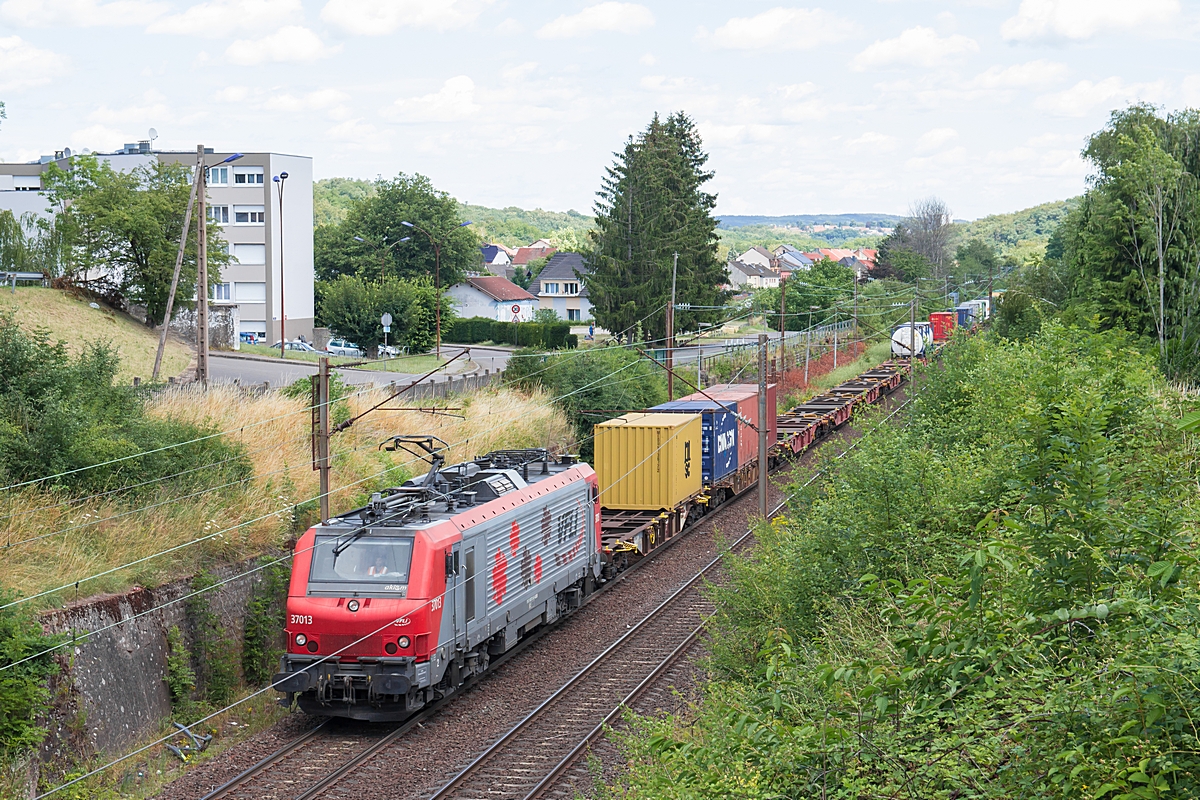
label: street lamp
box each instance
[399,219,473,360]
[353,234,411,280]
[805,305,819,385]
[273,171,288,358]
[193,149,243,386]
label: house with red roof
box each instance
[512,238,557,266]
[447,276,537,322]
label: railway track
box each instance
[427,527,752,800]
[192,385,911,800]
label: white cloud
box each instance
[0,0,165,27]
[1033,77,1166,117]
[1182,75,1200,106]
[502,62,537,82]
[391,75,479,122]
[640,53,656,66]
[536,2,653,39]
[0,36,70,89]
[916,127,958,152]
[321,0,481,35]
[970,60,1069,89]
[225,25,339,65]
[1002,0,1179,41]
[706,7,855,50]
[147,0,301,36]
[214,85,253,102]
[265,88,349,112]
[846,131,896,152]
[856,26,978,71]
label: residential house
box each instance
[481,244,511,267]
[513,238,556,267]
[529,252,592,322]
[727,260,779,289]
[738,246,773,270]
[777,250,813,272]
[447,276,537,322]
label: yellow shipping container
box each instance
[594,412,703,510]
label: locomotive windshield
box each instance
[307,535,414,596]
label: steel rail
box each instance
[197,366,913,800]
[199,720,330,799]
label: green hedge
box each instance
[445,316,577,350]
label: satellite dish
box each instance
[63,147,72,158]
[148,128,158,149]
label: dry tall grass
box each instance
[0,384,573,605]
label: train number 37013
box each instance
[290,614,313,626]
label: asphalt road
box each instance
[208,345,515,389]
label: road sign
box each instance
[381,312,393,327]
[383,325,391,333]
[511,304,520,314]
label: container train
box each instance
[274,314,961,721]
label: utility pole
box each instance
[909,296,916,382]
[314,358,332,522]
[805,305,816,385]
[196,144,209,387]
[832,307,838,370]
[667,252,677,399]
[757,334,768,518]
[779,276,786,336]
[853,269,860,351]
[274,171,289,358]
[152,154,201,382]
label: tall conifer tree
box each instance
[585,113,728,342]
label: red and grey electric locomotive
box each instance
[273,438,601,721]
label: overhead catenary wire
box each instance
[32,368,918,800]
[0,355,652,612]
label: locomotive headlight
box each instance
[398,635,411,649]
[295,633,307,646]
[348,600,360,612]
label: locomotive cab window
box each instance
[308,534,414,596]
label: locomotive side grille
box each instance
[320,634,383,656]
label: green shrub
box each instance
[185,571,238,707]
[445,317,575,350]
[0,588,63,758]
[0,312,248,494]
[242,562,289,686]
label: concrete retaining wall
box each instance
[37,557,282,764]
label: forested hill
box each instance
[957,198,1080,262]
[716,213,904,229]
[313,178,1076,261]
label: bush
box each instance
[0,589,63,757]
[616,323,1200,799]
[504,345,666,457]
[445,316,575,350]
[0,313,248,494]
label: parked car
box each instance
[325,338,364,357]
[378,343,405,358]
[239,331,260,345]
[270,340,318,352]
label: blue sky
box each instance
[0,0,1195,219]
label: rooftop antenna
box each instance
[148,128,158,150]
[63,147,72,158]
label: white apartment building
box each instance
[0,142,314,343]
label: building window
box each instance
[234,167,264,185]
[235,282,266,302]
[544,283,558,294]
[564,282,578,295]
[233,243,265,264]
[213,282,232,301]
[208,205,229,224]
[567,309,581,321]
[207,167,229,186]
[234,205,265,224]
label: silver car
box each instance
[270,340,318,352]
[325,338,364,357]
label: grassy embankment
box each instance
[0,287,192,381]
[0,381,571,607]
[611,325,1200,799]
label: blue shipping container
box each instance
[648,400,739,483]
[955,304,975,327]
